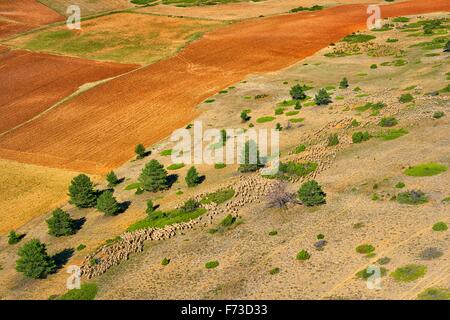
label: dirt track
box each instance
[0,0,448,174]
[0,0,63,40]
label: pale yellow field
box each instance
[0,160,78,234]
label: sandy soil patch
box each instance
[0,0,63,40]
[0,0,447,174]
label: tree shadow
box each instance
[118,201,131,214]
[52,248,75,270]
[198,175,206,184]
[167,174,179,188]
[73,217,86,232]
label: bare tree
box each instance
[266,182,296,209]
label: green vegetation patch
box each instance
[296,250,311,261]
[356,267,388,280]
[289,118,305,123]
[356,244,375,254]
[285,111,300,116]
[205,260,219,269]
[342,34,376,43]
[355,102,386,113]
[167,163,185,170]
[391,264,427,282]
[396,190,428,205]
[404,163,448,177]
[55,283,98,300]
[417,287,450,300]
[160,149,173,156]
[214,163,226,169]
[377,128,408,141]
[290,5,324,13]
[200,188,235,205]
[256,116,276,123]
[432,222,448,232]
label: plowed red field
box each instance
[0,0,63,39]
[0,0,448,174]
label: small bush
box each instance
[201,188,235,205]
[297,180,326,206]
[356,244,375,254]
[8,231,22,245]
[269,230,278,236]
[395,182,405,189]
[135,144,146,159]
[370,64,378,69]
[76,244,86,251]
[317,234,325,240]
[57,283,98,300]
[96,191,120,216]
[417,287,450,300]
[327,133,339,146]
[433,111,445,119]
[145,199,155,216]
[379,128,408,140]
[269,267,280,275]
[399,93,414,103]
[240,110,250,122]
[339,77,349,89]
[391,264,427,282]
[256,116,275,123]
[214,163,226,169]
[352,131,371,144]
[379,117,398,127]
[161,258,170,266]
[296,250,311,261]
[167,163,185,170]
[290,84,307,100]
[179,199,200,213]
[432,222,448,232]
[185,166,201,187]
[106,171,120,187]
[420,247,443,260]
[397,190,428,205]
[342,33,376,43]
[293,144,306,154]
[377,257,391,265]
[205,260,219,269]
[314,88,332,105]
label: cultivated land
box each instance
[140,0,409,21]
[0,10,448,300]
[0,0,447,175]
[6,12,226,65]
[0,0,63,40]
[0,47,136,140]
[39,0,135,16]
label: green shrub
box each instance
[314,88,332,105]
[356,267,387,280]
[220,214,236,227]
[185,166,201,187]
[68,174,97,208]
[135,144,146,159]
[16,239,56,279]
[352,131,371,143]
[269,230,278,236]
[269,267,280,275]
[240,110,251,122]
[379,117,398,127]
[167,163,185,170]
[180,198,200,213]
[8,231,22,245]
[46,208,76,237]
[214,163,226,169]
[145,199,155,216]
[293,144,306,154]
[399,93,414,103]
[395,182,405,189]
[327,133,339,146]
[160,149,172,156]
[161,258,170,266]
[433,111,445,119]
[317,234,325,240]
[342,34,376,43]
[290,84,307,100]
[377,257,391,265]
[256,116,275,123]
[392,17,410,23]
[377,128,408,140]
[76,244,86,251]
[297,180,326,206]
[278,161,317,177]
[404,163,448,176]
[275,123,282,131]
[57,283,98,300]
[432,222,448,232]
[339,77,349,89]
[205,260,219,269]
[391,264,427,282]
[397,190,428,205]
[96,191,120,216]
[139,160,169,192]
[370,64,378,69]
[296,250,311,261]
[294,101,302,110]
[356,244,375,254]
[417,287,450,300]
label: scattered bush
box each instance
[106,171,120,188]
[397,190,428,205]
[96,191,120,216]
[269,267,280,275]
[68,174,97,208]
[205,260,219,269]
[404,163,448,176]
[342,34,376,43]
[161,258,170,266]
[433,111,445,119]
[139,160,169,192]
[201,188,235,205]
[339,77,349,89]
[145,199,155,217]
[395,182,405,189]
[16,239,56,279]
[269,230,278,236]
[185,166,201,187]
[379,128,408,140]
[240,110,250,122]
[417,287,450,300]
[356,267,387,280]
[432,222,448,232]
[379,117,398,127]
[8,231,22,245]
[356,244,375,254]
[370,64,378,69]
[296,250,311,261]
[214,163,226,169]
[297,180,326,206]
[327,133,339,146]
[46,208,76,237]
[256,116,275,123]
[290,84,307,100]
[76,244,86,251]
[420,247,443,260]
[391,264,427,282]
[377,257,391,265]
[180,198,200,213]
[293,144,306,154]
[314,88,332,105]
[399,93,414,103]
[352,131,371,143]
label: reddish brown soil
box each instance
[0,0,448,174]
[0,0,63,40]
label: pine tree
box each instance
[290,84,307,100]
[339,77,349,89]
[240,110,250,122]
[96,191,120,216]
[135,144,146,159]
[297,180,326,206]
[185,166,201,187]
[139,160,168,192]
[16,239,56,279]
[315,88,332,105]
[238,140,261,173]
[46,208,76,237]
[68,174,97,208]
[106,171,119,188]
